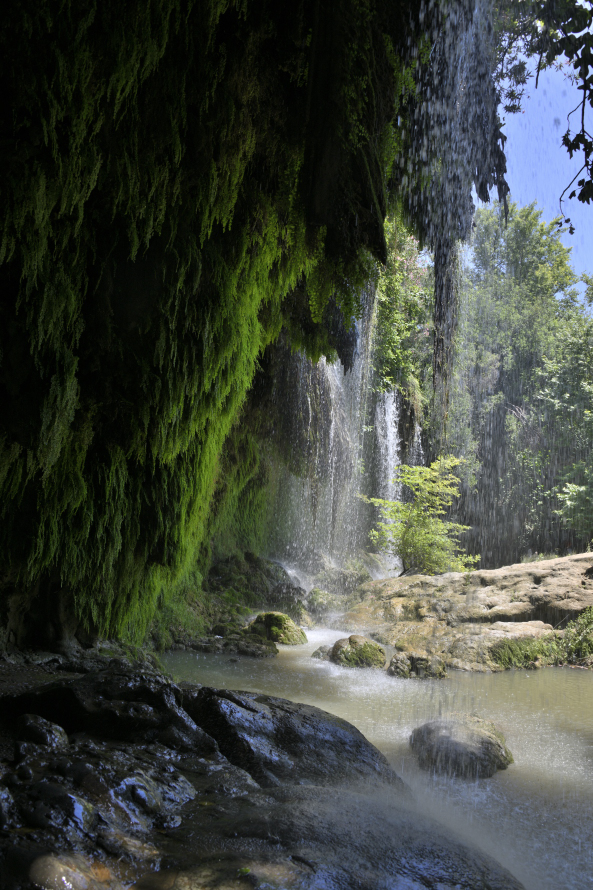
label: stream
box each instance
[163,628,593,890]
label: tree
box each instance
[363,457,479,575]
[436,200,593,565]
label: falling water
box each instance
[268,289,381,575]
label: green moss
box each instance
[248,611,307,646]
[490,635,561,669]
[333,636,386,668]
[0,0,435,639]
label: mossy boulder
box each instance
[248,612,307,646]
[410,714,514,778]
[330,635,385,668]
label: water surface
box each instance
[163,628,593,890]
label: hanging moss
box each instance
[0,0,510,641]
[0,0,427,640]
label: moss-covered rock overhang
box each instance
[0,0,427,639]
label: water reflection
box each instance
[163,628,593,890]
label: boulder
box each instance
[410,714,514,778]
[248,612,307,645]
[330,635,385,668]
[387,651,446,679]
[387,652,411,678]
[311,645,332,661]
[1,662,219,755]
[188,687,401,788]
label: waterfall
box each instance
[267,288,414,581]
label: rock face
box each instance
[248,611,307,645]
[331,635,385,668]
[337,553,593,671]
[410,714,514,778]
[0,661,525,890]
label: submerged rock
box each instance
[248,611,307,645]
[410,713,514,778]
[330,635,385,668]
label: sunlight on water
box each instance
[164,628,593,890]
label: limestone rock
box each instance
[387,652,411,678]
[409,652,447,679]
[330,635,385,668]
[248,612,307,645]
[410,714,514,778]
[333,553,593,671]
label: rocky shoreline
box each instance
[2,553,592,887]
[0,654,526,890]
[335,553,593,672]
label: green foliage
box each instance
[490,635,561,669]
[363,457,479,575]
[0,0,425,638]
[337,640,385,668]
[491,607,593,668]
[561,606,593,663]
[493,0,593,215]
[431,200,593,565]
[373,216,432,413]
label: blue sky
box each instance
[494,64,592,283]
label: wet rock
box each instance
[410,714,514,778]
[29,853,126,890]
[188,687,400,788]
[2,663,219,755]
[311,645,331,661]
[307,587,342,618]
[247,612,307,646]
[330,635,385,668]
[0,664,526,890]
[313,561,372,598]
[190,634,278,658]
[386,652,411,678]
[17,714,69,750]
[0,784,16,828]
[408,652,447,679]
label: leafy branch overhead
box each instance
[495,0,593,222]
